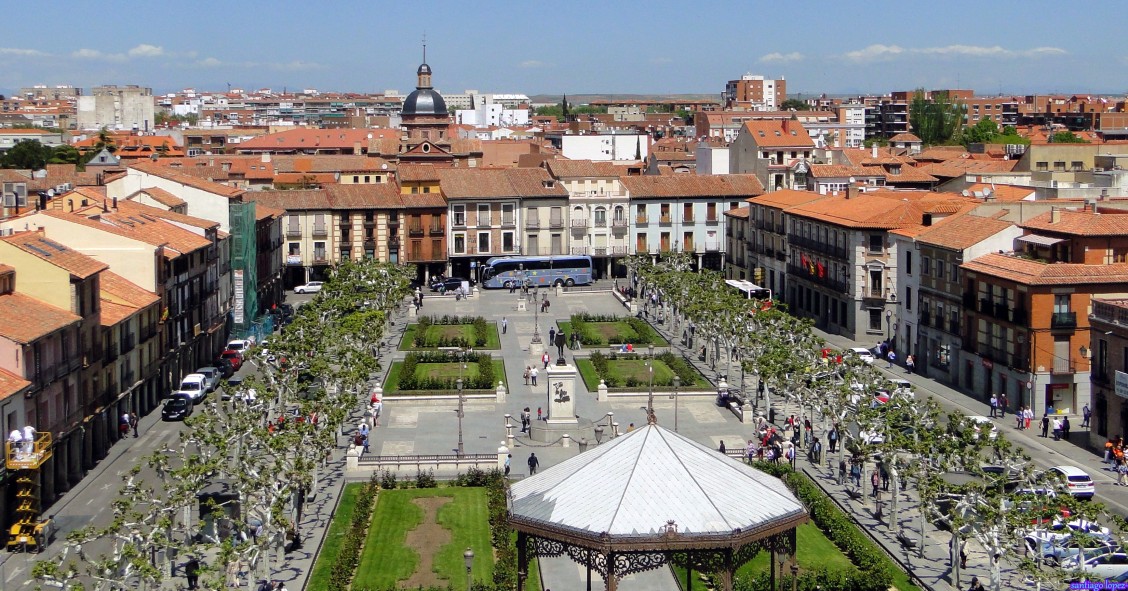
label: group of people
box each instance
[987,393,1010,418]
[6,425,38,460]
[119,411,139,438]
[523,365,540,385]
[1105,437,1128,485]
[1040,412,1072,440]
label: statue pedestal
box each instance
[545,363,578,425]
[517,298,527,311]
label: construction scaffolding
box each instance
[229,201,259,338]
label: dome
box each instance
[417,62,432,76]
[401,88,447,117]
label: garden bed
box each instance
[383,351,505,395]
[558,313,669,347]
[576,350,707,391]
[399,315,501,350]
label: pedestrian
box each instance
[548,327,556,346]
[1024,406,1033,430]
[967,576,984,591]
[129,412,139,438]
[502,317,508,334]
[362,432,370,453]
[1052,417,1062,440]
[746,439,757,464]
[527,452,539,475]
[418,291,423,306]
[886,350,896,368]
[838,458,847,485]
[999,394,1007,418]
[810,437,822,465]
[1083,403,1092,428]
[850,461,862,488]
[905,354,915,373]
[185,556,201,590]
[1118,458,1128,486]
[542,351,550,369]
[120,411,130,437]
[372,398,382,426]
[523,366,530,386]
[1040,413,1050,438]
[803,418,812,447]
[1062,415,1071,440]
[521,407,530,433]
[828,424,838,453]
[627,422,635,432]
[959,537,968,569]
[880,463,889,491]
[353,432,365,449]
[871,468,881,498]
[505,453,512,476]
[1016,406,1024,430]
[509,281,516,294]
[537,407,543,421]
[988,394,998,418]
[718,440,726,454]
[530,367,538,386]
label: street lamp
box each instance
[670,375,681,432]
[456,377,465,456]
[463,547,475,591]
[885,309,892,341]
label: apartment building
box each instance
[729,120,814,192]
[98,270,162,429]
[621,175,763,272]
[397,165,449,283]
[544,159,630,279]
[1089,299,1128,450]
[723,206,751,280]
[744,189,829,299]
[76,85,155,132]
[723,74,786,111]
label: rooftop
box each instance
[620,174,764,199]
[962,253,1128,286]
[0,231,108,279]
[0,291,81,344]
[1020,209,1128,237]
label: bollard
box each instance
[597,379,608,402]
[504,414,514,440]
[497,443,509,472]
[611,422,620,438]
[562,434,571,448]
[496,380,507,403]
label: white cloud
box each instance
[195,57,223,68]
[519,60,546,68]
[0,47,49,57]
[71,48,126,61]
[759,52,804,64]
[842,44,1066,63]
[127,44,165,58]
[267,60,322,71]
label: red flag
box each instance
[817,262,825,278]
[836,355,843,364]
[800,254,808,267]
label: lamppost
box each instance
[456,377,465,456]
[885,309,892,341]
[647,344,656,420]
[463,547,475,591]
[670,375,681,432]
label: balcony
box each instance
[636,215,649,225]
[612,245,628,255]
[1050,312,1077,330]
[1051,360,1075,374]
[409,226,424,237]
[788,235,848,259]
[429,225,444,236]
[594,219,607,228]
[594,246,608,256]
[612,219,629,229]
[363,218,376,228]
[526,218,541,230]
[311,225,328,237]
[682,216,695,224]
[787,264,849,294]
[705,216,719,225]
[572,246,589,255]
[338,217,351,228]
[659,215,672,225]
[571,218,589,229]
[549,217,564,229]
[285,227,301,238]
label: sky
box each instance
[2,1,1126,99]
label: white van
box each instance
[174,374,208,404]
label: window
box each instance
[906,287,912,310]
[1053,161,1066,172]
[1054,294,1070,313]
[868,234,883,253]
[288,243,300,256]
[550,233,563,255]
[869,309,882,331]
[453,205,466,226]
[922,256,931,275]
[453,234,465,254]
[683,203,694,223]
[364,175,371,183]
[1071,161,1083,172]
[935,260,944,280]
[502,231,514,252]
[477,204,491,227]
[477,232,490,253]
[1036,161,1048,172]
[636,233,647,253]
[501,203,514,226]
[905,251,913,275]
[868,269,882,297]
[594,207,607,226]
[313,241,326,261]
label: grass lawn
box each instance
[354,488,493,589]
[399,322,502,350]
[383,360,507,394]
[558,320,669,347]
[307,482,362,590]
[576,358,705,390]
[670,522,854,591]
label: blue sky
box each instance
[2,1,1125,98]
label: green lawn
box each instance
[383,360,507,395]
[354,488,493,589]
[576,358,704,390]
[399,322,502,350]
[307,482,363,590]
[557,319,669,347]
[670,522,852,591]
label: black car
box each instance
[213,357,235,379]
[161,394,194,421]
[429,277,473,292]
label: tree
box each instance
[1050,131,1088,144]
[49,145,83,167]
[909,89,963,145]
[1,139,53,169]
[779,99,808,111]
[960,119,1000,147]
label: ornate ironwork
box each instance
[670,549,727,574]
[566,545,607,576]
[612,551,668,577]
[531,536,567,558]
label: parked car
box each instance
[226,339,250,353]
[161,394,194,421]
[294,281,323,294]
[1049,465,1096,499]
[174,374,208,404]
[195,367,220,392]
[1059,546,1128,578]
[213,357,235,379]
[221,349,243,371]
[430,277,472,293]
[964,416,999,440]
[849,347,876,364]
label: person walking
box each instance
[988,394,998,418]
[185,556,201,590]
[521,408,530,433]
[838,458,847,485]
[905,354,915,373]
[871,468,881,498]
[1118,458,1128,486]
[886,349,896,368]
[523,366,530,386]
[541,351,550,369]
[1052,417,1062,441]
[1024,406,1033,430]
[827,424,838,453]
[527,453,539,475]
[501,317,508,335]
[505,453,512,476]
[999,394,1008,418]
[530,367,538,386]
[1040,413,1050,438]
[1016,406,1025,430]
[1083,403,1092,428]
[1062,415,1071,440]
[718,440,726,454]
[548,327,556,345]
[129,412,139,438]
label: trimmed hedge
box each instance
[745,462,895,591]
[328,476,380,591]
[587,350,702,388]
[413,315,490,348]
[398,351,496,390]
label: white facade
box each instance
[77,85,155,132]
[107,168,239,232]
[627,199,729,259]
[455,102,529,127]
[695,144,730,175]
[560,134,649,162]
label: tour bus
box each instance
[481,255,594,289]
[725,279,772,300]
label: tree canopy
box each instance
[1050,130,1089,143]
[779,98,809,111]
[909,89,963,145]
[959,119,1030,148]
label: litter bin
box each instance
[768,407,776,424]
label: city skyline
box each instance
[2,0,1126,98]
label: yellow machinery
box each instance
[6,431,54,552]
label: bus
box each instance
[725,279,771,300]
[481,255,594,289]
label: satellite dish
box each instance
[962,190,971,197]
[381,163,388,170]
[46,189,55,197]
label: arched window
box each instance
[594,207,607,226]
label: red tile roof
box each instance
[747,189,830,209]
[544,159,621,178]
[0,367,31,402]
[620,174,764,199]
[1020,209,1128,237]
[247,183,412,210]
[437,168,568,200]
[786,193,929,229]
[99,270,159,308]
[397,164,442,182]
[237,128,399,151]
[0,231,108,279]
[99,299,138,326]
[136,187,187,208]
[128,161,246,198]
[914,213,1016,250]
[0,292,81,344]
[808,164,885,179]
[962,253,1128,286]
[889,133,922,143]
[739,120,814,148]
[116,199,219,230]
[724,206,751,219]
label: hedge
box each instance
[327,476,380,591]
[398,351,496,390]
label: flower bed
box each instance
[558,313,669,347]
[384,351,505,394]
[577,350,706,390]
[399,315,500,350]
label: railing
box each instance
[409,226,424,237]
[525,218,540,229]
[787,264,849,294]
[5,432,52,470]
[594,247,607,256]
[683,216,695,224]
[659,215,672,225]
[1094,300,1128,325]
[948,319,960,335]
[962,292,977,309]
[338,218,351,228]
[363,218,376,228]
[429,225,444,236]
[705,216,719,225]
[789,235,848,259]
[635,215,649,225]
[612,245,628,255]
[549,218,564,229]
[121,333,135,353]
[311,225,328,237]
[1050,312,1077,330]
[920,311,931,327]
[775,251,786,261]
[572,247,589,255]
[285,228,301,238]
[1051,360,1075,374]
[612,219,628,228]
[594,219,607,228]
[704,242,720,252]
[571,218,589,228]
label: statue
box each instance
[554,332,566,364]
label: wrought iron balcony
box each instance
[1050,312,1077,330]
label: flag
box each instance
[800,254,808,267]
[817,262,825,278]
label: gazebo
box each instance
[508,416,809,591]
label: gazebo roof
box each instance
[509,424,806,547]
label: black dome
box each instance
[417,62,432,76]
[401,88,447,116]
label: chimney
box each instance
[261,152,271,164]
[1050,207,1061,224]
[209,157,215,167]
[112,197,118,210]
[872,144,878,159]
[782,119,789,133]
[354,141,363,155]
[846,185,859,200]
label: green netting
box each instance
[229,201,258,335]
